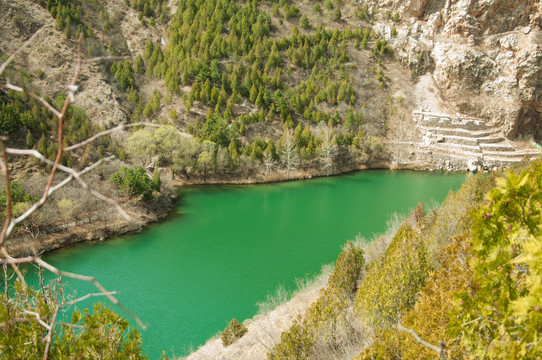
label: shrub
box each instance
[327,241,364,295]
[312,4,322,15]
[299,15,310,29]
[0,104,21,133]
[269,243,365,359]
[331,8,342,22]
[357,232,474,359]
[0,181,36,211]
[451,161,542,358]
[355,224,430,329]
[109,166,158,201]
[221,319,248,346]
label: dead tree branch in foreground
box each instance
[0,30,155,359]
[397,323,447,360]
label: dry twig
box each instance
[0,29,150,359]
[397,323,447,360]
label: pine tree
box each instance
[152,167,161,192]
[134,54,145,74]
[26,130,35,149]
[249,83,258,103]
[255,88,264,108]
[299,15,310,29]
[331,8,342,22]
[37,134,48,156]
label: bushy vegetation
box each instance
[26,0,402,183]
[106,0,393,179]
[109,166,160,201]
[269,242,365,359]
[34,0,89,39]
[0,88,103,166]
[126,0,168,22]
[451,162,542,358]
[110,60,136,92]
[27,0,399,183]
[355,223,430,329]
[0,182,37,213]
[221,318,248,346]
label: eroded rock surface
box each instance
[376,0,542,141]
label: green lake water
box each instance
[21,170,466,358]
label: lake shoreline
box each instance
[4,160,440,258]
[172,160,432,187]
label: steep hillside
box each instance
[2,0,541,181]
[0,0,180,256]
[367,0,541,134]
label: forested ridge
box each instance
[113,0,396,180]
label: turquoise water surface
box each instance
[22,170,466,358]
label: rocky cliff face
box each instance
[374,0,542,139]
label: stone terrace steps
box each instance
[439,135,479,147]
[433,142,482,154]
[479,142,516,152]
[413,110,490,130]
[477,136,506,144]
[483,150,540,159]
[432,141,533,161]
[414,110,542,169]
[418,125,502,139]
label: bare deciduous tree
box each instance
[281,130,299,180]
[263,151,277,183]
[319,125,338,175]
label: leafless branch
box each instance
[0,256,35,265]
[42,306,59,360]
[397,323,447,360]
[0,143,27,286]
[42,35,83,210]
[5,155,120,237]
[83,55,131,63]
[462,316,482,327]
[0,82,62,118]
[66,291,119,306]
[34,258,147,330]
[0,317,36,328]
[0,144,12,247]
[14,306,61,360]
[21,310,51,330]
[4,149,132,225]
[88,188,134,221]
[64,122,192,152]
[57,322,84,329]
[3,264,8,295]
[0,29,148,340]
[0,27,43,75]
